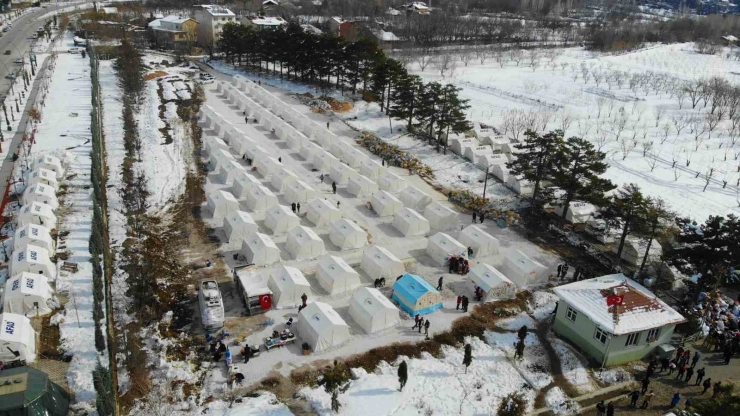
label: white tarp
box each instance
[232,171,262,199]
[329,219,367,250]
[0,313,36,363]
[426,233,468,266]
[1,272,53,316]
[361,245,405,279]
[207,190,239,225]
[370,191,403,216]
[22,184,59,210]
[211,149,236,173]
[398,186,432,211]
[359,158,384,180]
[223,210,258,246]
[265,205,300,234]
[468,263,516,302]
[506,175,534,196]
[377,170,407,193]
[458,225,500,258]
[286,226,326,260]
[285,180,317,204]
[14,224,54,253]
[450,137,478,156]
[316,255,362,296]
[500,249,548,288]
[268,265,312,308]
[342,147,367,168]
[554,202,597,224]
[347,175,378,198]
[424,202,458,230]
[245,185,279,212]
[17,202,57,229]
[11,244,55,279]
[464,145,494,162]
[476,153,508,170]
[392,207,430,237]
[296,301,350,352]
[492,164,510,182]
[240,233,280,266]
[349,287,400,334]
[306,198,342,226]
[26,168,59,190]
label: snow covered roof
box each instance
[148,19,162,29]
[161,15,194,24]
[198,5,235,16]
[553,274,686,335]
[301,24,323,35]
[248,16,287,27]
[373,30,399,41]
[723,35,738,41]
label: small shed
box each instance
[268,265,312,309]
[0,366,70,416]
[316,255,362,296]
[377,170,407,193]
[451,137,478,156]
[11,244,55,279]
[218,160,247,185]
[391,273,442,316]
[554,202,598,224]
[392,207,430,237]
[426,233,468,266]
[329,219,367,250]
[223,210,258,246]
[398,186,432,211]
[239,233,280,266]
[1,273,54,316]
[31,155,64,179]
[370,191,403,217]
[306,198,342,226]
[264,205,300,234]
[26,168,60,191]
[468,263,516,302]
[234,268,273,315]
[296,301,350,352]
[458,225,500,258]
[424,202,458,229]
[347,175,378,198]
[330,163,359,185]
[464,145,494,163]
[271,168,300,192]
[286,226,326,260]
[17,203,57,229]
[349,287,399,334]
[232,171,262,199]
[360,158,384,180]
[0,313,37,363]
[314,150,340,171]
[207,190,239,225]
[501,249,548,288]
[14,224,54,253]
[506,175,534,196]
[22,184,58,210]
[285,180,317,204]
[360,245,404,279]
[245,185,279,212]
[255,156,282,177]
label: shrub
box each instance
[497,392,526,416]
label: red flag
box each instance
[606,295,624,307]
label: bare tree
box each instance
[653,106,665,127]
[614,71,627,89]
[500,109,526,141]
[641,140,654,157]
[595,126,611,152]
[416,47,434,71]
[690,115,707,141]
[475,46,490,65]
[703,168,714,192]
[607,99,616,118]
[704,112,721,138]
[685,79,705,109]
[434,52,458,78]
[559,109,575,135]
[610,111,629,141]
[647,151,660,172]
[619,137,636,160]
[492,48,506,67]
[510,49,523,66]
[674,166,681,181]
[674,81,688,109]
[592,70,604,88]
[528,50,541,71]
[596,97,607,118]
[660,122,672,144]
[536,109,554,132]
[576,119,593,138]
[459,48,474,67]
[671,114,690,136]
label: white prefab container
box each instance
[370,191,403,217]
[306,198,342,226]
[11,244,55,279]
[300,141,323,163]
[392,207,430,237]
[265,205,300,234]
[17,202,57,229]
[240,233,280,266]
[218,160,247,185]
[458,225,500,258]
[1,272,54,316]
[426,233,468,266]
[476,153,508,170]
[314,150,340,172]
[316,255,362,296]
[296,301,350,353]
[205,136,229,156]
[377,170,407,193]
[255,156,282,178]
[0,313,36,363]
[347,175,378,198]
[268,265,312,309]
[398,186,432,211]
[349,287,400,334]
[207,190,240,225]
[359,158,384,180]
[492,164,510,182]
[451,137,478,156]
[329,219,367,250]
[464,145,494,162]
[506,175,534,197]
[31,155,64,179]
[424,202,458,230]
[232,171,262,199]
[26,168,59,190]
[22,184,58,210]
[285,180,316,204]
[14,224,54,253]
[223,210,258,246]
[330,163,359,186]
[500,249,548,288]
[468,263,516,301]
[271,168,300,192]
[342,147,367,169]
[286,226,326,260]
[360,245,405,280]
[245,185,279,212]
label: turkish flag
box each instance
[606,295,624,307]
[259,294,272,310]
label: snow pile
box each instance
[498,312,537,331]
[545,387,581,415]
[594,367,631,385]
[528,291,559,320]
[204,392,293,416]
[549,337,595,393]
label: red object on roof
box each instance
[606,295,624,307]
[259,294,272,310]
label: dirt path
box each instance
[532,318,582,410]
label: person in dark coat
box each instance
[297,202,301,213]
[456,296,462,310]
[629,390,640,407]
[332,181,337,194]
[436,276,443,291]
[646,364,655,379]
[472,211,477,223]
[691,351,701,368]
[557,264,563,277]
[695,368,706,386]
[424,319,430,338]
[561,264,569,277]
[684,366,694,383]
[291,202,297,213]
[448,258,456,274]
[724,345,733,364]
[412,314,420,329]
[418,317,424,333]
[300,293,308,307]
[676,363,686,380]
[641,376,650,394]
[660,357,670,372]
[462,296,469,312]
[702,378,712,394]
[595,401,606,416]
[670,392,681,408]
[606,402,614,416]
[713,381,723,398]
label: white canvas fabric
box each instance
[342,147,367,168]
[17,202,57,229]
[464,145,494,162]
[359,158,384,180]
[0,313,36,362]
[218,160,247,185]
[329,219,367,250]
[245,185,279,212]
[398,187,432,211]
[223,210,258,246]
[299,141,323,163]
[506,175,534,196]
[314,150,340,171]
[284,180,317,204]
[377,170,407,192]
[329,162,359,185]
[14,224,54,253]
[244,143,269,161]
[468,263,516,301]
[348,287,400,334]
[392,207,430,237]
[554,202,597,224]
[205,136,229,156]
[26,168,60,190]
[330,139,354,160]
[232,135,257,155]
[423,202,457,230]
[22,184,59,210]
[306,198,342,226]
[492,164,510,182]
[450,137,478,156]
[316,255,362,296]
[500,249,548,288]
[426,233,468,266]
[207,190,239,225]
[232,171,262,199]
[268,265,312,308]
[240,233,280,266]
[296,301,350,352]
[286,226,326,260]
[370,191,403,217]
[11,244,55,279]
[1,273,54,316]
[458,225,500,258]
[360,245,404,279]
[476,153,508,170]
[31,154,64,179]
[264,205,300,234]
[211,149,236,173]
[255,156,282,177]
[347,175,378,198]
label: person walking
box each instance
[424,319,430,339]
[641,376,650,394]
[670,392,681,408]
[702,378,712,395]
[462,296,469,312]
[676,363,686,380]
[646,364,655,379]
[660,357,670,372]
[467,246,473,258]
[300,293,308,307]
[418,317,424,334]
[472,211,477,223]
[436,276,443,291]
[691,351,701,368]
[667,359,677,375]
[479,213,484,224]
[291,202,297,213]
[595,401,606,416]
[337,201,340,208]
[640,390,654,409]
[606,402,614,416]
[297,202,301,213]
[245,116,249,124]
[676,346,684,361]
[629,390,640,407]
[695,368,706,386]
[278,156,281,163]
[332,181,337,194]
[723,345,733,364]
[456,295,462,311]
[712,381,723,398]
[684,366,694,383]
[326,121,330,129]
[412,314,420,330]
[561,264,569,278]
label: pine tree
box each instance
[398,360,408,391]
[390,74,424,132]
[93,361,116,416]
[506,130,565,209]
[416,82,444,141]
[436,84,471,153]
[463,344,473,374]
[636,197,674,275]
[611,183,648,269]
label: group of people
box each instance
[411,314,431,339]
[470,211,485,224]
[694,290,740,364]
[455,295,470,312]
[447,255,469,275]
[290,202,301,214]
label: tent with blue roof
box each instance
[391,274,442,316]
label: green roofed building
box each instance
[0,366,70,416]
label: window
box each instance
[594,326,609,345]
[625,332,640,347]
[565,306,578,322]
[646,328,661,343]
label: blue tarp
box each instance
[391,274,442,316]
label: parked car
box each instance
[5,72,15,80]
[2,27,8,32]
[13,58,23,64]
[4,50,11,55]
[199,73,214,84]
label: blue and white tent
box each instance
[391,274,442,316]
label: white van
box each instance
[198,280,225,331]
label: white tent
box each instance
[392,207,430,237]
[300,141,323,164]
[244,143,269,161]
[464,145,494,162]
[492,164,510,182]
[0,313,36,363]
[265,205,300,234]
[360,245,405,279]
[223,210,258,246]
[205,136,229,156]
[316,255,362,296]
[286,226,326,260]
[370,191,403,217]
[424,202,458,230]
[268,265,312,308]
[255,156,282,177]
[451,137,478,156]
[307,198,342,226]
[500,249,548,288]
[1,272,54,316]
[343,147,367,168]
[458,225,500,258]
[347,175,378,198]
[330,163,359,185]
[377,170,407,193]
[286,131,308,149]
[31,155,64,179]
[330,139,354,160]
[17,202,57,229]
[349,287,399,334]
[22,184,58,210]
[233,136,257,156]
[614,236,662,266]
[398,186,432,211]
[207,190,239,225]
[476,153,508,170]
[26,168,60,191]
[240,233,280,266]
[245,185,279,212]
[554,202,597,224]
[315,128,338,148]
[426,233,468,266]
[488,135,511,151]
[359,158,384,180]
[314,150,340,171]
[506,175,534,196]
[232,171,262,199]
[285,180,317,204]
[296,301,350,352]
[210,149,236,172]
[14,224,54,253]
[11,244,55,279]
[271,168,300,192]
[218,160,247,185]
[468,263,516,302]
[329,219,367,250]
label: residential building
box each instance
[552,274,685,366]
[372,29,399,49]
[194,4,236,47]
[149,15,198,51]
[406,2,431,14]
[329,16,363,40]
[241,16,287,30]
